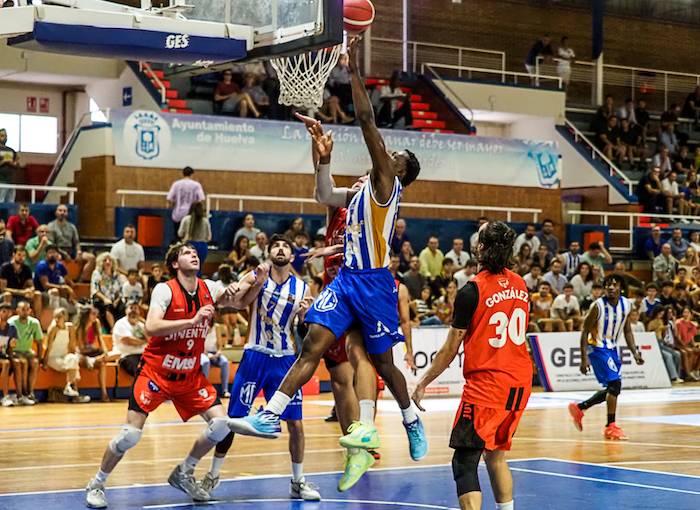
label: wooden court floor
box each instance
[1,387,699,495]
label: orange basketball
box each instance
[343,0,375,34]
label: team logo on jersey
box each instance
[239,382,257,407]
[314,288,338,312]
[607,357,619,372]
[198,388,213,401]
[369,321,393,339]
[498,278,510,289]
[124,110,172,161]
[147,380,160,393]
[139,391,151,406]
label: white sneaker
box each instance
[290,478,321,501]
[63,383,80,397]
[223,391,231,398]
[19,396,35,406]
[1,396,14,407]
[86,478,108,508]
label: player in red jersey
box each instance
[85,242,268,509]
[413,221,531,510]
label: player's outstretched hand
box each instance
[294,112,321,129]
[310,129,334,160]
[579,357,590,375]
[254,263,270,285]
[634,352,645,365]
[411,384,426,412]
[193,304,215,326]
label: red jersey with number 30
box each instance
[140,278,213,377]
[462,269,532,410]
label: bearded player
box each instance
[413,221,531,510]
[231,35,427,482]
[85,243,267,508]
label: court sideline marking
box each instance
[143,498,460,510]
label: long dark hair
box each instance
[188,201,206,240]
[234,235,249,258]
[477,221,516,274]
[576,262,593,283]
[77,306,99,344]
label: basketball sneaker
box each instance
[85,478,107,509]
[604,422,628,441]
[167,465,211,502]
[403,417,428,461]
[290,478,321,500]
[228,407,281,439]
[64,383,80,398]
[339,421,380,449]
[337,449,375,492]
[568,403,584,431]
[198,472,220,498]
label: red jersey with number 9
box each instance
[462,269,532,410]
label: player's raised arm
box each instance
[230,264,269,309]
[579,305,599,375]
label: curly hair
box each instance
[165,241,196,276]
[477,221,516,274]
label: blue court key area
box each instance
[1,459,698,510]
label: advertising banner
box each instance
[112,109,560,189]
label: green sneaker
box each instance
[339,421,380,450]
[337,449,375,492]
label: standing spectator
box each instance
[0,128,19,203]
[33,245,75,304]
[419,235,444,280]
[523,264,544,293]
[532,244,553,271]
[390,218,409,256]
[378,72,413,128]
[676,307,700,380]
[42,308,81,398]
[453,260,478,290]
[0,219,15,266]
[228,235,250,274]
[644,226,664,260]
[110,224,145,275]
[469,217,488,256]
[327,53,352,110]
[682,86,700,125]
[444,238,468,269]
[661,171,689,217]
[637,168,664,214]
[617,98,638,125]
[524,34,553,78]
[570,262,594,303]
[233,213,260,245]
[537,219,559,255]
[652,147,673,174]
[556,36,575,89]
[635,98,650,141]
[166,166,205,239]
[647,307,683,383]
[121,269,144,304]
[551,283,582,331]
[0,303,20,406]
[249,231,269,261]
[669,228,690,260]
[25,224,51,271]
[178,202,212,273]
[111,301,147,378]
[398,240,413,274]
[530,282,564,332]
[653,243,678,282]
[214,70,260,117]
[0,246,39,313]
[403,255,425,299]
[90,253,123,330]
[580,242,613,276]
[47,204,95,282]
[543,259,567,295]
[559,240,581,279]
[76,306,110,401]
[6,203,38,246]
[200,322,231,398]
[8,301,43,403]
[513,223,540,255]
[514,243,533,276]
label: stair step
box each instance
[161,108,192,114]
[420,128,455,134]
[410,94,422,102]
[167,99,188,109]
[413,119,446,129]
[411,102,430,111]
[365,78,389,87]
[166,89,179,99]
[152,79,171,89]
[147,69,165,79]
[413,111,438,120]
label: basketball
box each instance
[343,0,375,34]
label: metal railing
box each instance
[139,61,166,105]
[117,189,168,207]
[563,119,635,197]
[0,183,77,204]
[423,64,474,125]
[421,62,562,89]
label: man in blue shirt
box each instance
[33,245,75,302]
[669,228,690,260]
[644,226,664,260]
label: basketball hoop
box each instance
[270,44,343,109]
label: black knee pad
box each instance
[215,430,235,455]
[607,379,621,397]
[452,448,482,497]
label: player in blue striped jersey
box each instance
[199,234,320,501]
[568,274,644,440]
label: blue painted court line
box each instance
[1,459,698,510]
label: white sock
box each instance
[266,391,291,416]
[94,469,109,484]
[359,399,375,425]
[181,455,199,472]
[400,403,418,424]
[210,455,225,477]
[496,501,514,510]
[292,462,304,482]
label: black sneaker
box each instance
[324,406,338,423]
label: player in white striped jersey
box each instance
[199,234,320,501]
[568,274,644,440]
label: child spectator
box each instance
[435,279,458,325]
[580,283,604,313]
[291,231,310,276]
[430,258,455,299]
[530,282,564,332]
[42,308,80,398]
[76,306,111,401]
[411,285,442,326]
[454,260,477,290]
[143,262,167,306]
[8,301,42,404]
[200,321,231,398]
[0,303,20,406]
[628,309,646,333]
[121,269,144,305]
[639,283,661,322]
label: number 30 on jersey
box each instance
[488,309,527,348]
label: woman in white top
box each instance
[570,262,594,303]
[178,201,212,275]
[42,308,81,398]
[557,36,575,88]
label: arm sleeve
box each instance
[452,282,479,330]
[314,163,349,208]
[150,283,173,312]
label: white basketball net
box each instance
[270,44,343,109]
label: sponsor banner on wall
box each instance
[529,332,671,392]
[111,109,560,189]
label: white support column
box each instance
[595,52,604,106]
[363,26,372,76]
[402,0,408,73]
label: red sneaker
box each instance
[604,422,628,441]
[368,449,381,461]
[568,403,584,431]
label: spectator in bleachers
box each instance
[522,264,544,293]
[469,216,488,256]
[543,259,567,295]
[111,301,147,378]
[618,118,643,166]
[676,307,700,380]
[635,98,650,141]
[673,145,695,175]
[403,255,425,299]
[178,201,212,273]
[34,244,75,307]
[514,243,533,276]
[228,235,251,274]
[249,231,269,261]
[47,204,95,283]
[551,283,582,331]
[306,235,327,279]
[200,321,231,398]
[214,70,260,117]
[595,115,625,164]
[26,224,51,271]
[388,253,402,282]
[678,246,699,274]
[653,243,678,282]
[430,258,455,299]
[524,34,553,79]
[454,260,477,290]
[121,269,143,305]
[659,281,678,310]
[617,98,637,125]
[537,219,559,255]
[110,224,145,276]
[398,240,413,273]
[659,123,679,156]
[6,203,38,246]
[419,235,444,281]
[242,73,270,116]
[644,226,664,260]
[559,240,581,279]
[316,88,355,125]
[391,218,409,257]
[637,168,664,214]
[0,219,15,266]
[661,103,681,131]
[291,231,310,277]
[42,308,80,398]
[570,262,594,303]
[9,301,42,404]
[411,285,441,326]
[661,171,689,217]
[445,237,471,271]
[378,72,413,129]
[284,216,307,240]
[167,166,205,239]
[435,279,458,325]
[90,253,123,331]
[0,128,19,203]
[76,305,110,401]
[327,53,352,111]
[652,147,673,174]
[1,246,40,313]
[669,228,690,260]
[580,242,612,276]
[581,283,604,313]
[612,261,643,292]
[628,309,646,333]
[556,36,575,89]
[513,222,540,255]
[0,302,19,406]
[640,283,661,322]
[682,86,700,125]
[233,213,260,245]
[143,262,167,305]
[648,306,683,383]
[532,244,553,272]
[684,171,700,215]
[530,282,564,332]
[215,264,244,346]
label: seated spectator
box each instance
[445,238,469,270]
[200,321,231,398]
[580,242,612,276]
[653,243,678,282]
[595,115,625,164]
[669,228,690,260]
[8,301,43,404]
[42,308,80,398]
[121,269,144,305]
[532,244,553,272]
[284,217,307,240]
[0,303,20,406]
[678,246,699,273]
[681,85,700,125]
[644,226,664,260]
[551,283,582,331]
[676,307,700,380]
[378,72,413,129]
[651,147,673,174]
[6,203,38,246]
[530,282,564,332]
[514,243,533,276]
[250,231,269,261]
[435,279,458,325]
[559,240,581,279]
[536,219,559,255]
[327,53,352,110]
[316,88,354,124]
[1,245,40,314]
[291,231,310,277]
[90,253,124,330]
[34,245,75,310]
[647,306,683,383]
[635,97,650,140]
[469,216,489,256]
[640,283,661,323]
[431,258,455,298]
[618,118,643,166]
[673,145,695,175]
[25,224,51,271]
[76,306,111,401]
[111,301,147,378]
[658,281,678,310]
[419,236,444,281]
[612,261,643,292]
[637,168,664,214]
[403,256,426,299]
[0,219,15,266]
[592,94,615,132]
[513,223,540,256]
[215,264,244,346]
[411,285,441,326]
[543,259,567,295]
[454,260,478,290]
[391,218,409,257]
[570,262,594,303]
[214,69,260,117]
[628,309,646,333]
[178,202,211,273]
[658,123,679,156]
[581,283,604,313]
[228,235,250,274]
[661,171,689,217]
[233,213,261,245]
[616,98,637,125]
[674,267,697,294]
[109,224,145,276]
[523,264,544,293]
[47,204,95,282]
[398,240,413,274]
[143,263,168,306]
[660,103,682,131]
[242,73,270,115]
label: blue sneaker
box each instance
[228,407,281,439]
[403,417,428,461]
